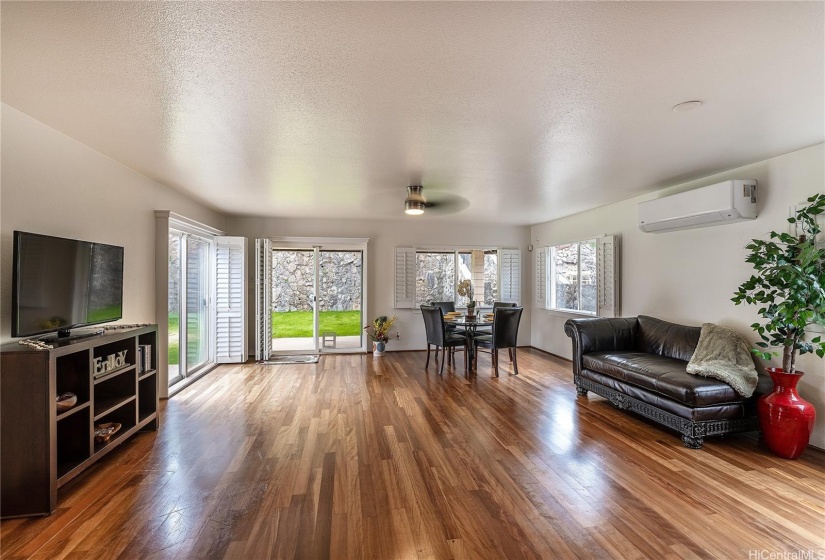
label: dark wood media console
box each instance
[0,325,158,518]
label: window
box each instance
[456,252,472,307]
[416,252,456,306]
[483,251,498,305]
[539,236,619,317]
[457,250,497,306]
[395,247,521,309]
[550,240,596,313]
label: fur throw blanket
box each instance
[686,323,759,398]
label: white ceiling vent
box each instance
[638,180,758,233]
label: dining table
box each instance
[444,315,494,371]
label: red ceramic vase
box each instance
[758,368,816,459]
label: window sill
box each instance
[541,308,597,319]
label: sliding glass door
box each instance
[168,232,183,386]
[168,230,213,388]
[270,249,317,353]
[318,250,363,350]
[186,237,210,373]
[263,240,366,357]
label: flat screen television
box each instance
[12,231,124,339]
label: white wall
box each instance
[530,143,825,448]
[0,104,225,343]
[225,216,532,352]
[0,103,531,357]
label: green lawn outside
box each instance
[273,310,362,338]
[168,314,179,365]
[166,310,360,365]
[168,342,179,365]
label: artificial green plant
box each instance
[732,193,825,372]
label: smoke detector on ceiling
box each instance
[672,100,703,113]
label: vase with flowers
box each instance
[457,279,476,317]
[365,315,397,356]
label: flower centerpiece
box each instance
[732,192,825,459]
[457,279,476,316]
[365,315,397,356]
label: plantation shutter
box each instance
[596,235,620,318]
[214,237,247,363]
[499,249,521,304]
[535,247,548,309]
[395,247,416,309]
[255,238,272,361]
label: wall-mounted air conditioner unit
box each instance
[637,179,758,233]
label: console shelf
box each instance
[94,394,137,421]
[93,364,136,385]
[0,325,158,518]
[56,401,91,422]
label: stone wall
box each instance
[318,251,362,311]
[416,253,455,306]
[270,250,362,312]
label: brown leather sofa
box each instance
[564,315,770,449]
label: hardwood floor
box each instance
[2,348,824,559]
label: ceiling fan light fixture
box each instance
[404,185,426,215]
[405,200,425,215]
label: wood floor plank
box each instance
[2,349,824,559]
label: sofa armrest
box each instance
[563,317,639,376]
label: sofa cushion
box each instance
[637,315,700,362]
[582,351,742,406]
[566,317,640,356]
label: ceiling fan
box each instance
[404,185,468,216]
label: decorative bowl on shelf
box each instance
[94,422,122,444]
[56,392,78,412]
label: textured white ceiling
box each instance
[2,2,823,225]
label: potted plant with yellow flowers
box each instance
[365,315,397,356]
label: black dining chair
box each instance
[421,305,468,375]
[430,301,456,314]
[430,301,464,330]
[473,306,523,377]
[430,300,467,357]
[474,301,517,333]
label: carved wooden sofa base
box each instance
[564,316,767,450]
[573,374,759,449]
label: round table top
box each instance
[444,315,493,326]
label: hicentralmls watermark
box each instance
[748,550,825,560]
